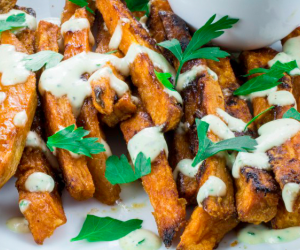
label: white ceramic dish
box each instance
[1,1,300,250]
[168,0,300,51]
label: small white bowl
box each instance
[168,0,300,51]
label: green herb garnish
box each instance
[138,239,145,245]
[68,0,94,14]
[47,124,105,158]
[105,152,151,184]
[0,13,26,33]
[154,70,176,91]
[192,119,257,166]
[158,15,238,85]
[23,51,63,71]
[234,61,298,96]
[105,50,118,55]
[244,106,275,131]
[283,107,300,120]
[125,0,150,17]
[71,215,142,242]
[247,232,255,236]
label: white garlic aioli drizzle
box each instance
[216,108,247,132]
[88,67,129,97]
[61,17,95,46]
[176,65,218,92]
[232,119,300,211]
[25,172,55,193]
[101,138,112,157]
[40,17,61,26]
[109,20,123,49]
[267,90,297,109]
[128,126,168,163]
[19,199,31,214]
[173,159,202,179]
[26,131,59,169]
[119,229,162,250]
[0,9,37,33]
[201,114,235,140]
[196,176,227,206]
[6,217,30,234]
[40,42,179,116]
[13,110,28,127]
[268,36,300,76]
[282,183,300,212]
[0,92,6,104]
[0,44,31,86]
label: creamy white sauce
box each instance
[88,67,129,97]
[25,172,55,193]
[232,152,271,178]
[128,126,168,163]
[41,17,61,26]
[241,86,278,101]
[217,151,236,170]
[163,87,182,104]
[119,229,161,250]
[216,108,246,133]
[19,199,31,214]
[139,15,148,31]
[0,9,37,33]
[173,159,202,179]
[202,114,235,140]
[40,43,177,116]
[13,110,27,127]
[233,119,300,180]
[176,122,189,134]
[282,183,300,212]
[6,217,30,234]
[61,17,94,46]
[267,90,297,109]
[0,44,31,86]
[255,118,300,152]
[109,21,123,50]
[268,36,300,76]
[26,131,59,169]
[101,138,112,157]
[238,224,300,244]
[0,91,6,104]
[196,176,227,206]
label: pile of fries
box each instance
[1,0,300,249]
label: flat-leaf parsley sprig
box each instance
[125,0,150,17]
[68,0,94,14]
[234,60,298,96]
[47,124,105,158]
[283,107,300,121]
[192,119,257,167]
[154,70,176,91]
[105,152,151,184]
[71,215,143,242]
[23,51,63,71]
[158,15,239,86]
[0,13,26,33]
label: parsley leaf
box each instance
[105,50,118,55]
[125,0,150,17]
[234,61,298,96]
[105,152,151,184]
[0,13,26,33]
[192,119,257,166]
[46,124,105,158]
[68,0,94,14]
[23,51,63,71]
[154,70,176,91]
[71,215,142,242]
[158,15,238,85]
[283,107,300,120]
[244,106,275,131]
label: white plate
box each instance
[0,1,299,250]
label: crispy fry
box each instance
[207,58,279,223]
[177,206,239,250]
[239,48,293,128]
[16,148,66,244]
[0,31,37,188]
[120,107,186,247]
[0,0,16,14]
[63,8,121,204]
[16,29,36,55]
[36,19,95,200]
[96,0,182,131]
